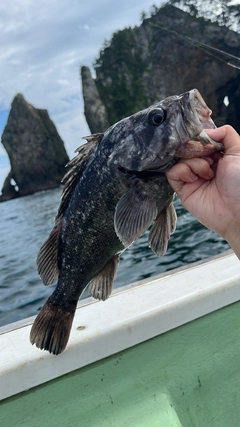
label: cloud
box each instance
[0,0,163,187]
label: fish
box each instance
[30,89,223,355]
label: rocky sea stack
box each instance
[81,66,109,133]
[0,94,69,202]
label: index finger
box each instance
[205,125,240,153]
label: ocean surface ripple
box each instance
[0,187,229,327]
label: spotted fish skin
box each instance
[30,89,223,355]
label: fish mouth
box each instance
[175,89,224,158]
[138,90,224,174]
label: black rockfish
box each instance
[30,89,223,355]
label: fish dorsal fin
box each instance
[37,217,62,285]
[148,202,177,256]
[37,134,103,286]
[114,184,158,247]
[58,133,104,218]
[88,255,120,301]
[74,133,104,152]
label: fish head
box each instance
[106,89,223,174]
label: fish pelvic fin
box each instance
[148,202,177,256]
[168,202,177,234]
[114,186,158,247]
[30,299,77,355]
[37,217,62,285]
[88,255,120,301]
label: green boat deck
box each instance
[1,300,240,427]
[1,251,240,426]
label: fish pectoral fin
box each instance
[148,203,177,256]
[114,187,158,247]
[37,218,61,285]
[88,255,120,301]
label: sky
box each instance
[0,0,165,188]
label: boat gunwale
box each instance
[0,249,233,335]
[1,249,239,401]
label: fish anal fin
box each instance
[89,255,120,301]
[114,186,158,247]
[37,218,62,285]
[149,203,177,256]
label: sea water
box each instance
[0,187,230,327]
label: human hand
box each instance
[166,125,240,258]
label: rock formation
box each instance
[0,94,69,202]
[0,172,19,201]
[81,66,109,133]
[81,4,240,134]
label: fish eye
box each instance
[148,108,166,125]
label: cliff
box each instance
[81,66,110,133]
[81,4,240,133]
[0,94,69,202]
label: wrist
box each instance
[224,227,240,260]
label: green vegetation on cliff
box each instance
[94,28,148,124]
[169,0,240,31]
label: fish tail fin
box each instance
[30,299,77,355]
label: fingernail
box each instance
[208,169,214,179]
[203,157,214,165]
[190,172,198,181]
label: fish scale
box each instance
[30,89,223,355]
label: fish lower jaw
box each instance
[175,139,224,159]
